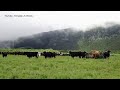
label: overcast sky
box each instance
[0,11,120,41]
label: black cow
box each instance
[103,50,111,59]
[69,51,87,58]
[42,52,56,58]
[24,52,38,58]
[69,51,81,58]
[80,51,87,58]
[2,52,7,58]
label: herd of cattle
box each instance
[0,50,111,59]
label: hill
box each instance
[1,23,120,52]
[14,28,83,50]
[78,24,120,52]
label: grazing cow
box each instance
[42,52,56,58]
[103,50,111,59]
[90,50,101,59]
[24,52,39,58]
[69,51,81,58]
[2,52,7,58]
[69,51,87,58]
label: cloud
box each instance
[0,11,120,41]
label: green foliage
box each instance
[0,53,120,79]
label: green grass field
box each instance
[0,53,120,79]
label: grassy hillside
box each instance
[78,36,120,53]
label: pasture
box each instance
[0,53,120,79]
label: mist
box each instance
[1,11,120,41]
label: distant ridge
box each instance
[0,23,120,52]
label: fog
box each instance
[0,11,120,41]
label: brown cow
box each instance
[90,50,101,59]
